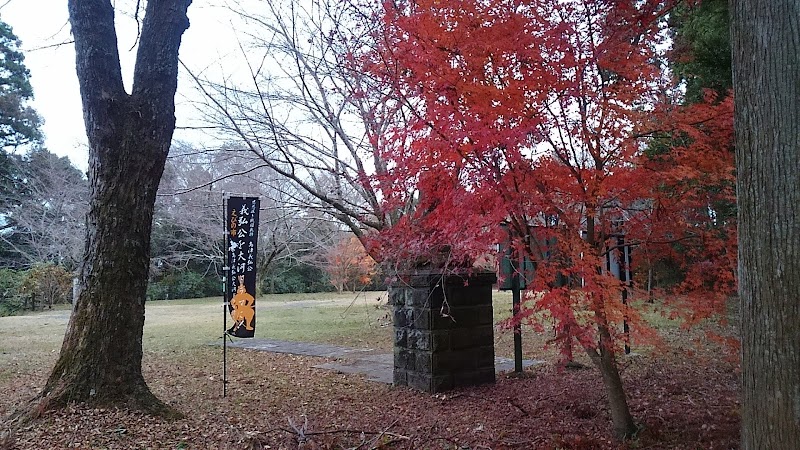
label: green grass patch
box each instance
[0,290,730,370]
[141,291,391,352]
[257,302,393,349]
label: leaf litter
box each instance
[1,340,739,449]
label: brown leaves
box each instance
[2,345,740,449]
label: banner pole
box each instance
[222,193,228,398]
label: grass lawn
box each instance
[0,290,740,449]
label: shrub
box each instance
[0,268,24,316]
[261,262,334,294]
[17,264,74,310]
[148,270,221,300]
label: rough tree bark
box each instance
[731,1,800,448]
[590,322,636,439]
[18,0,192,418]
[583,215,637,439]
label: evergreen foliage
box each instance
[261,259,334,295]
[671,0,732,103]
[0,20,42,149]
[0,267,24,315]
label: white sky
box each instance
[0,0,246,172]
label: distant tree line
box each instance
[0,17,379,316]
[0,1,730,314]
[1,143,383,314]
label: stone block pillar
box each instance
[391,270,497,393]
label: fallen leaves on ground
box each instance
[1,344,739,449]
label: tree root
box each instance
[3,382,184,438]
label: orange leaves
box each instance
[639,91,737,307]
[658,94,735,185]
[324,236,378,292]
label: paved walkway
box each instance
[226,338,542,384]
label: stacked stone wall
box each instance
[391,271,496,393]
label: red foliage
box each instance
[369,0,734,341]
[363,0,736,437]
[641,93,737,323]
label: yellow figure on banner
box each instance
[230,274,255,331]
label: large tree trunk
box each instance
[16,0,191,419]
[731,1,800,448]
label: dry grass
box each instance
[0,291,740,449]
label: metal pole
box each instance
[619,236,630,355]
[511,249,523,373]
[223,194,229,397]
[223,266,229,397]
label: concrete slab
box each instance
[494,357,541,373]
[314,359,394,383]
[226,338,376,359]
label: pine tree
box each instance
[0,20,41,150]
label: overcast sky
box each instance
[0,0,246,172]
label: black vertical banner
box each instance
[225,196,260,338]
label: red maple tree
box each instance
[364,0,736,439]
